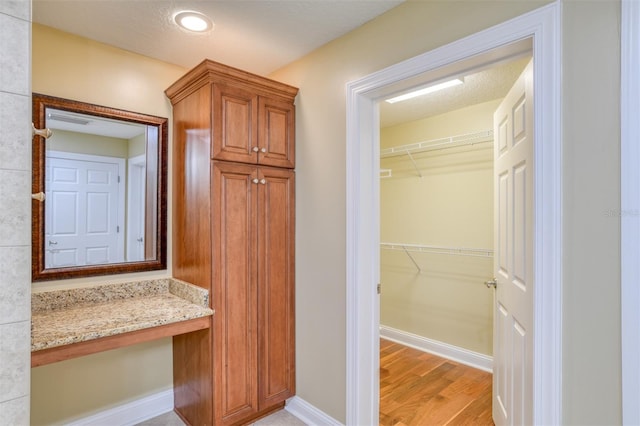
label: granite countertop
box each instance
[32,278,214,352]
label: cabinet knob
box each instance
[252,147,259,152]
[260,147,267,153]
[260,179,266,185]
[252,178,259,184]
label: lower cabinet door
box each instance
[212,161,259,424]
[257,166,296,408]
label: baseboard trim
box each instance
[285,396,343,426]
[380,325,493,373]
[66,389,174,426]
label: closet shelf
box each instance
[381,242,494,258]
[380,129,494,159]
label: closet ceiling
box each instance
[32,0,404,76]
[380,56,531,128]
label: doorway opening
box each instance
[378,52,531,425]
[346,4,561,425]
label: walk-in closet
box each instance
[378,55,531,425]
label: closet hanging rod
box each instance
[380,129,493,158]
[380,242,493,258]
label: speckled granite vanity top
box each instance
[31,278,214,352]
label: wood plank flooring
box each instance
[380,339,494,426]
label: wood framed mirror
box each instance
[32,93,168,281]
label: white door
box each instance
[126,154,146,261]
[492,59,534,426]
[45,152,125,267]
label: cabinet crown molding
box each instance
[165,59,299,105]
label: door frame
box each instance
[621,0,640,423]
[345,3,562,425]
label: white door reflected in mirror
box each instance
[45,151,125,268]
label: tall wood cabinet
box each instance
[166,60,297,426]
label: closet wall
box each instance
[380,99,499,356]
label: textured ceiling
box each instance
[380,56,531,128]
[33,0,404,76]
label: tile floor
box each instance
[137,409,306,425]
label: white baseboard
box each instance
[66,389,174,426]
[380,325,493,373]
[285,396,343,426]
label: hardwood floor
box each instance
[380,339,494,426]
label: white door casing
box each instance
[345,3,561,426]
[621,0,640,424]
[45,151,125,267]
[492,60,534,425]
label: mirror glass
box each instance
[32,93,167,281]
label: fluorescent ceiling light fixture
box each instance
[385,78,464,104]
[174,11,213,32]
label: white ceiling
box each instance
[379,56,530,127]
[33,0,529,127]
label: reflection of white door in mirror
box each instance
[127,154,146,261]
[45,151,125,268]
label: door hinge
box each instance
[377,283,381,294]
[118,175,121,183]
[117,225,120,233]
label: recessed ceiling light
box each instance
[174,11,213,33]
[385,78,464,104]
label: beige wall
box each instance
[48,129,129,158]
[31,23,186,424]
[31,339,172,425]
[562,1,621,423]
[380,100,499,355]
[129,133,146,158]
[271,0,621,423]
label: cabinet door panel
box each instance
[212,161,259,424]
[258,97,295,168]
[258,167,295,408]
[213,85,258,164]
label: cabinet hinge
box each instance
[377,283,381,294]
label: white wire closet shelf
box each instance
[380,242,494,258]
[380,129,494,159]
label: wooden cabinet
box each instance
[212,162,295,424]
[213,85,295,168]
[166,60,297,426]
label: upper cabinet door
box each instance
[212,84,295,168]
[258,97,295,168]
[212,84,259,164]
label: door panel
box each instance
[493,59,534,426]
[45,155,122,268]
[212,161,259,424]
[258,97,295,168]
[257,166,295,407]
[213,84,259,164]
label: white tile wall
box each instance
[0,1,31,424]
